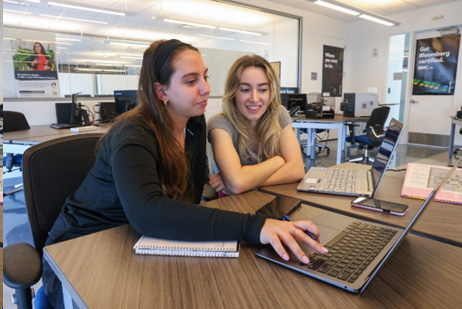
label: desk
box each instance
[3,125,108,155]
[44,191,462,308]
[260,170,462,246]
[292,115,368,164]
[449,116,462,159]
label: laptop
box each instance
[297,118,403,197]
[257,157,461,293]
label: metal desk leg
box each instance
[337,124,347,165]
[307,128,316,159]
[449,122,455,159]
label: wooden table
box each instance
[292,114,368,164]
[260,170,462,246]
[3,125,108,155]
[44,191,462,308]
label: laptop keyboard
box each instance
[301,221,397,283]
[323,168,356,193]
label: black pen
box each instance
[282,214,318,241]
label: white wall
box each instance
[97,74,139,95]
[59,73,96,96]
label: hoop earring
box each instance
[163,100,168,106]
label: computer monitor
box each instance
[70,92,81,126]
[286,93,307,114]
[55,103,73,124]
[114,90,138,115]
[98,102,117,123]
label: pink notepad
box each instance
[401,162,462,205]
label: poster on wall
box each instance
[413,34,460,95]
[322,45,344,97]
[12,40,60,97]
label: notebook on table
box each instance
[257,157,462,293]
[133,236,240,258]
[401,162,462,205]
[297,118,403,197]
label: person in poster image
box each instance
[27,42,51,71]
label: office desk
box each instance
[44,191,462,308]
[449,116,462,159]
[292,115,368,164]
[3,125,108,154]
[260,170,462,246]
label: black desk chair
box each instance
[346,106,390,163]
[3,111,30,177]
[3,133,102,309]
[3,111,31,196]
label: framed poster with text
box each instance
[12,40,60,97]
[322,45,344,97]
[413,34,460,95]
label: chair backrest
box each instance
[365,106,390,145]
[3,111,31,132]
[22,133,103,253]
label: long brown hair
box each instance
[222,55,282,162]
[109,39,199,200]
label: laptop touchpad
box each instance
[316,224,339,245]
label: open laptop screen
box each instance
[370,118,403,195]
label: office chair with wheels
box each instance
[299,129,331,158]
[3,133,102,309]
[3,111,30,176]
[346,106,390,163]
[315,129,330,155]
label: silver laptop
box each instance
[257,157,461,293]
[297,118,404,197]
[257,158,462,293]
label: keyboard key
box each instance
[337,272,352,281]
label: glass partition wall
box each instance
[3,0,300,98]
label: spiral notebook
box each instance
[133,236,240,258]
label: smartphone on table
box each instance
[351,197,409,216]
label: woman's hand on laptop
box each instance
[260,219,328,264]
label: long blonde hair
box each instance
[222,55,282,162]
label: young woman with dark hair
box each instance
[39,40,326,308]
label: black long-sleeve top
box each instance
[46,114,266,246]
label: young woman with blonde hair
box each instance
[208,55,305,195]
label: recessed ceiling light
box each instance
[163,19,216,29]
[40,14,108,25]
[4,9,32,14]
[239,40,271,46]
[314,0,359,16]
[48,2,126,16]
[359,14,395,27]
[218,27,261,36]
[56,37,82,42]
[196,34,235,41]
[109,42,150,48]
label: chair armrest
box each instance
[369,126,385,140]
[4,243,42,289]
[345,123,360,144]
